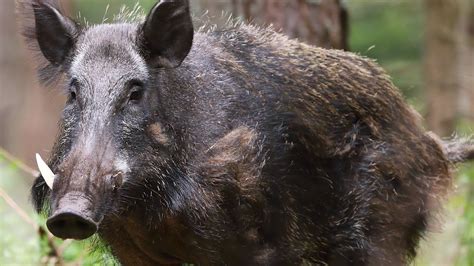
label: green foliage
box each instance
[414,164,474,266]
[72,0,156,24]
[0,209,40,264]
[0,156,40,264]
[348,0,424,102]
[457,165,474,265]
[0,154,117,265]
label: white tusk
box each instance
[35,153,56,189]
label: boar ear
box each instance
[31,1,78,65]
[139,0,193,68]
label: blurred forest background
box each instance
[0,0,473,265]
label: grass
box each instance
[0,152,117,265]
[0,158,40,264]
[415,164,474,266]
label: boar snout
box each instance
[47,193,99,240]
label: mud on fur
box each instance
[18,0,474,265]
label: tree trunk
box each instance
[457,0,474,123]
[196,0,349,50]
[424,0,473,136]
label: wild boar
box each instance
[19,0,474,265]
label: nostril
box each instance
[75,220,91,230]
[47,212,98,240]
[55,219,66,228]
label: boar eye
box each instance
[129,90,143,102]
[127,81,144,104]
[69,79,78,101]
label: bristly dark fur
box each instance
[19,0,473,265]
[17,0,81,85]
